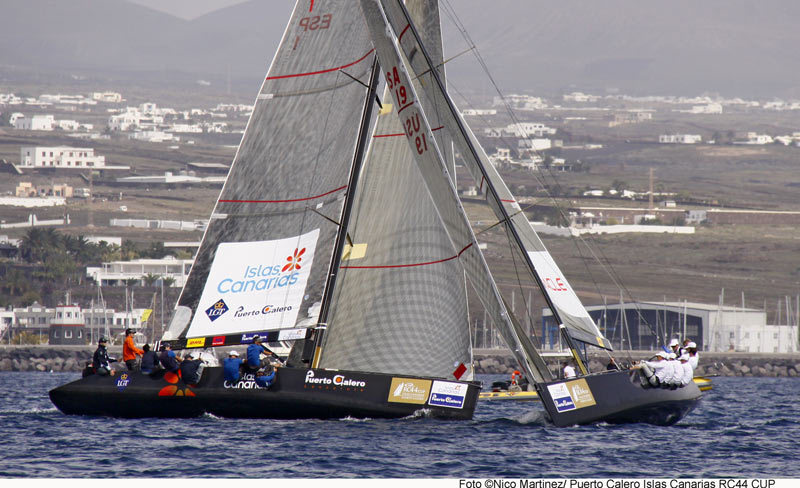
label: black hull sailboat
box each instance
[537,370,702,427]
[49,367,480,420]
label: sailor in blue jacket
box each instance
[246,335,279,370]
[254,363,278,388]
[92,337,117,376]
[223,350,244,382]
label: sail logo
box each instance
[428,381,467,409]
[116,373,130,392]
[304,370,366,390]
[388,378,431,404]
[158,371,196,397]
[205,299,229,322]
[282,248,305,272]
[233,305,293,319]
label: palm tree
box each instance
[143,273,161,287]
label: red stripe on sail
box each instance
[220,185,347,204]
[340,243,472,269]
[266,49,374,80]
[373,126,443,138]
[398,24,411,42]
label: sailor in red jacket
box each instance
[122,328,144,371]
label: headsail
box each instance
[371,0,610,351]
[319,0,472,380]
[168,1,376,343]
[359,0,552,383]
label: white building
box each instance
[659,134,702,144]
[19,146,106,169]
[518,138,552,151]
[86,256,194,287]
[14,115,55,131]
[92,92,123,103]
[735,133,774,145]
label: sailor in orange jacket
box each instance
[122,328,145,371]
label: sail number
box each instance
[298,14,332,31]
[386,66,429,155]
[544,277,568,292]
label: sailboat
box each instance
[50,0,701,426]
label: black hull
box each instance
[49,367,480,420]
[536,370,702,426]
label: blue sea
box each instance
[0,373,798,478]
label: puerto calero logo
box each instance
[388,378,431,404]
[303,370,366,391]
[428,381,467,409]
[116,373,131,392]
[205,299,229,322]
[186,230,320,337]
[547,382,577,412]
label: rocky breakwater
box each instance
[474,349,800,378]
[0,346,121,373]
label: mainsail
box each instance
[370,0,610,351]
[169,1,376,341]
[319,0,472,380]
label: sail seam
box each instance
[398,23,411,42]
[220,185,347,203]
[266,49,375,80]
[340,243,472,269]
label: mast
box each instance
[310,58,381,367]
[377,0,591,373]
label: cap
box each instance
[125,328,133,335]
[668,338,679,347]
[656,351,668,359]
[229,350,239,357]
[668,352,677,360]
[98,337,107,343]
[687,341,697,349]
[252,335,261,342]
[186,352,195,359]
[679,353,690,361]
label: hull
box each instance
[537,370,702,426]
[49,367,480,420]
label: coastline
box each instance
[1,345,798,377]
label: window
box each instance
[53,330,59,338]
[77,330,82,338]
[744,332,750,339]
[729,332,735,339]
[65,330,72,338]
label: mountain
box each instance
[2,0,800,98]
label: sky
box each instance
[126,0,249,20]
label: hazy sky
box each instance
[126,0,250,20]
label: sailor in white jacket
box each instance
[635,351,671,387]
[686,341,699,370]
[678,353,694,386]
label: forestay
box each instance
[171,1,375,340]
[374,0,610,350]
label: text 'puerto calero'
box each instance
[304,370,366,388]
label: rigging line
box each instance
[266,49,375,80]
[337,68,384,110]
[219,185,347,204]
[471,198,548,239]
[411,47,473,82]
[501,221,544,348]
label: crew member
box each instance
[632,351,670,387]
[140,344,160,374]
[678,353,693,386]
[224,350,244,382]
[562,361,577,379]
[159,344,181,373]
[92,337,117,376]
[246,335,280,371]
[686,341,699,370]
[122,328,144,371]
[180,352,205,385]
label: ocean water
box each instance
[0,372,798,478]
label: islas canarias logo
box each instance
[282,247,305,272]
[205,299,229,322]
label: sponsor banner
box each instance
[547,379,596,412]
[223,372,262,390]
[211,336,226,346]
[566,378,596,408]
[116,373,131,392]
[547,382,576,412]
[187,230,320,337]
[388,378,431,404]
[527,251,591,319]
[428,381,467,409]
[278,328,308,341]
[186,337,206,348]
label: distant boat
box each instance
[50,0,701,426]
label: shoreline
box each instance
[1,345,799,377]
